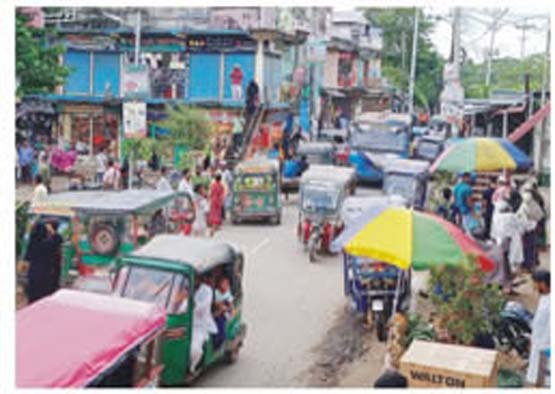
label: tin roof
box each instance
[129,235,238,272]
[32,189,181,215]
[16,289,165,388]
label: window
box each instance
[117,266,187,311]
[383,174,416,202]
[302,187,340,214]
[235,174,275,192]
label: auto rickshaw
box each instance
[281,141,337,192]
[383,159,430,209]
[317,128,351,165]
[20,190,194,285]
[343,255,411,341]
[231,158,282,225]
[17,289,166,388]
[413,134,445,162]
[304,164,357,196]
[298,168,351,262]
[113,235,247,386]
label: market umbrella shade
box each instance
[430,137,532,173]
[331,206,495,272]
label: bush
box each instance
[428,258,505,345]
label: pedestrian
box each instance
[38,148,51,192]
[230,63,244,101]
[156,166,173,191]
[516,187,544,272]
[245,80,259,119]
[491,199,524,282]
[526,269,550,386]
[31,174,48,207]
[102,159,121,190]
[18,139,35,184]
[178,168,193,197]
[435,187,452,220]
[492,175,511,204]
[192,184,209,237]
[208,173,225,237]
[527,179,548,251]
[25,221,63,304]
[190,275,218,373]
[95,147,108,185]
[231,116,244,153]
[222,164,234,218]
[481,177,496,238]
[453,172,478,233]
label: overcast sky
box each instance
[336,6,550,62]
[426,7,550,62]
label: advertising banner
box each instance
[123,102,147,138]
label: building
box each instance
[25,7,314,158]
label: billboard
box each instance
[121,64,150,98]
[123,102,147,138]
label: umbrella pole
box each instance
[392,270,402,318]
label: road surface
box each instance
[197,187,383,387]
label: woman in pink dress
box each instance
[208,173,225,236]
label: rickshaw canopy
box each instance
[235,158,279,175]
[30,190,185,216]
[17,289,166,388]
[297,141,335,155]
[301,165,354,189]
[128,234,239,273]
[384,159,430,177]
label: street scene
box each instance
[14,5,551,389]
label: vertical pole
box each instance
[485,28,496,88]
[408,8,419,115]
[502,110,508,138]
[536,26,550,173]
[134,11,141,66]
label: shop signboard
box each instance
[123,102,147,139]
[121,64,150,98]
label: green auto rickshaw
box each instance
[114,235,247,386]
[20,190,194,285]
[230,157,282,225]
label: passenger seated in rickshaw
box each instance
[148,209,166,237]
[190,275,217,373]
[213,276,234,349]
[172,286,190,315]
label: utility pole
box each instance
[129,9,142,190]
[408,8,419,115]
[401,31,406,71]
[536,25,550,173]
[484,8,509,88]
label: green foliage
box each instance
[428,259,505,345]
[16,11,70,96]
[461,54,550,99]
[158,105,215,151]
[121,138,156,161]
[362,8,445,111]
[402,313,436,348]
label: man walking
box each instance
[102,160,121,190]
[95,147,108,184]
[156,166,173,191]
[18,139,35,184]
[178,168,193,197]
[453,172,476,233]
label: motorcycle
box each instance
[494,301,533,359]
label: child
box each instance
[215,277,234,317]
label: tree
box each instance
[16,10,70,97]
[157,105,215,169]
[362,8,445,111]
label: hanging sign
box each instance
[123,102,147,138]
[122,64,150,98]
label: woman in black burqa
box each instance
[25,221,63,303]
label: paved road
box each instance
[197,186,383,387]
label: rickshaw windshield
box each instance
[304,153,333,164]
[116,265,189,312]
[235,174,276,192]
[302,187,340,214]
[383,174,416,202]
[417,140,440,158]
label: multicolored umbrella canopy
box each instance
[331,206,495,272]
[431,137,532,173]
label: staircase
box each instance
[508,101,550,143]
[224,104,266,166]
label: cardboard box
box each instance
[400,340,499,388]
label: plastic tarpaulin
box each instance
[17,289,166,388]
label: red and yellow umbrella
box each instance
[332,206,495,272]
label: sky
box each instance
[335,5,550,62]
[426,7,550,62]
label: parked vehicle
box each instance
[305,164,357,196]
[21,190,194,284]
[114,235,247,385]
[494,301,533,359]
[17,289,166,388]
[22,190,194,284]
[348,126,411,183]
[413,134,445,162]
[231,158,282,225]
[382,159,430,209]
[343,255,411,341]
[298,167,352,262]
[317,128,351,165]
[282,141,337,191]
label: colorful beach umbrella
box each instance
[430,137,532,173]
[331,206,495,272]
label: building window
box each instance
[338,52,354,88]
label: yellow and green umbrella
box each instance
[431,137,532,173]
[331,206,495,272]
